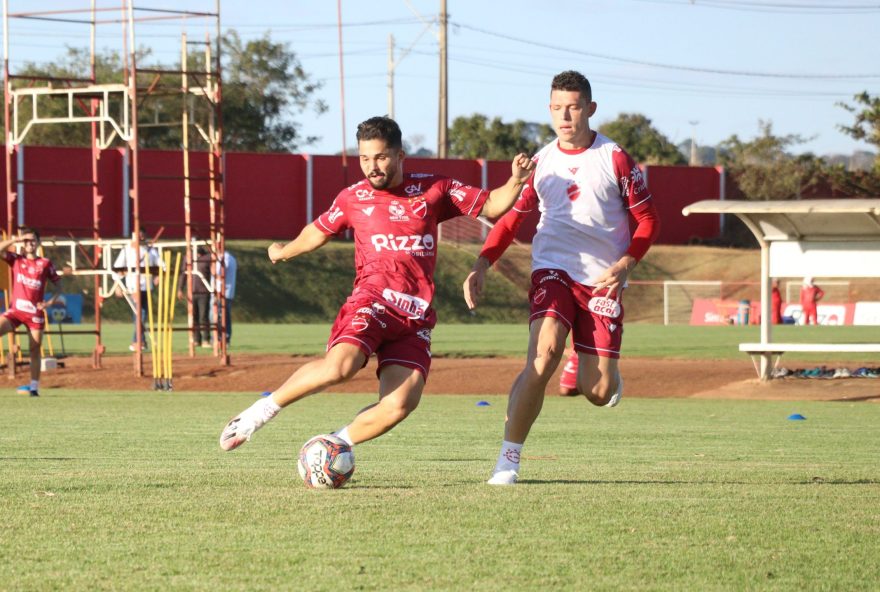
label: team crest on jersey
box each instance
[410,197,427,219]
[388,201,409,222]
[351,315,370,332]
[566,181,580,202]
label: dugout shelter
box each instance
[682,199,880,380]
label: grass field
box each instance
[44,322,880,363]
[3,390,879,590]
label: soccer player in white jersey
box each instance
[463,71,661,485]
[219,116,534,461]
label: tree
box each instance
[448,114,554,159]
[597,113,686,165]
[837,91,880,170]
[12,31,326,152]
[717,121,823,200]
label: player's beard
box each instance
[366,163,398,190]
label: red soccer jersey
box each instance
[315,173,488,320]
[4,251,60,314]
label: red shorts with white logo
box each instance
[1,307,45,331]
[528,269,624,359]
[327,292,435,380]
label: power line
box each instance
[451,21,880,80]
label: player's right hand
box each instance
[267,242,285,264]
[463,269,484,310]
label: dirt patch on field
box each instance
[16,353,880,402]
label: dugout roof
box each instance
[682,199,880,243]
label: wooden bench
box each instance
[739,342,880,377]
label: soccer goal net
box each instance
[663,281,723,325]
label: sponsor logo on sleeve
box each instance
[630,165,648,193]
[327,205,344,224]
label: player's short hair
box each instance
[551,70,592,102]
[356,116,403,151]
[19,226,40,241]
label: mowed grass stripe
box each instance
[2,391,878,591]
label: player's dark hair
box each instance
[19,226,40,241]
[356,116,403,151]
[551,70,592,102]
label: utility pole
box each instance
[689,120,699,166]
[387,34,395,119]
[437,0,448,158]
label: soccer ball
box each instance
[297,434,355,489]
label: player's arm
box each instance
[593,151,661,298]
[0,234,23,254]
[268,223,332,264]
[463,207,529,310]
[479,153,534,219]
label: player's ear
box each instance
[587,101,598,118]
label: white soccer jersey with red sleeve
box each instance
[3,251,60,314]
[315,173,488,320]
[510,133,654,286]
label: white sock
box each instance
[30,380,39,391]
[334,427,354,446]
[495,440,522,472]
[246,396,281,426]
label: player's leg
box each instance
[0,315,15,337]
[558,342,579,396]
[488,316,568,485]
[575,353,622,407]
[339,364,424,445]
[220,343,366,451]
[27,326,44,397]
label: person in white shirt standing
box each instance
[112,228,160,351]
[463,71,661,485]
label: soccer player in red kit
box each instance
[220,116,534,454]
[463,71,661,484]
[800,277,824,325]
[0,228,63,397]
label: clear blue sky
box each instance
[4,1,879,157]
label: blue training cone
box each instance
[787,413,806,421]
[476,400,490,407]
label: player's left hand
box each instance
[511,153,534,182]
[592,256,635,299]
[268,242,285,264]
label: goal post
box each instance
[663,280,722,325]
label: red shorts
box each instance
[528,269,624,359]
[327,292,435,380]
[2,308,45,331]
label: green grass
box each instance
[44,322,880,363]
[2,391,879,590]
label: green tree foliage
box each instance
[12,31,326,152]
[448,114,554,159]
[597,113,686,165]
[837,91,880,170]
[717,121,824,200]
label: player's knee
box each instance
[584,377,615,406]
[531,344,564,378]
[383,398,417,426]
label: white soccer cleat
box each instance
[219,415,259,451]
[487,468,519,486]
[219,399,279,451]
[604,372,623,408]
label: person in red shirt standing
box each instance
[219,116,534,456]
[800,277,824,325]
[0,228,63,396]
[771,279,783,325]
[463,71,661,485]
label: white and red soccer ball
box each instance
[297,434,355,489]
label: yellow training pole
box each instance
[166,252,182,390]
[161,251,171,389]
[145,255,158,389]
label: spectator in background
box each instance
[771,278,782,325]
[112,228,160,351]
[213,249,237,345]
[0,228,63,396]
[800,277,824,325]
[178,245,213,348]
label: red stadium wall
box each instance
[2,146,724,244]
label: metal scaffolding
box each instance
[2,1,228,377]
